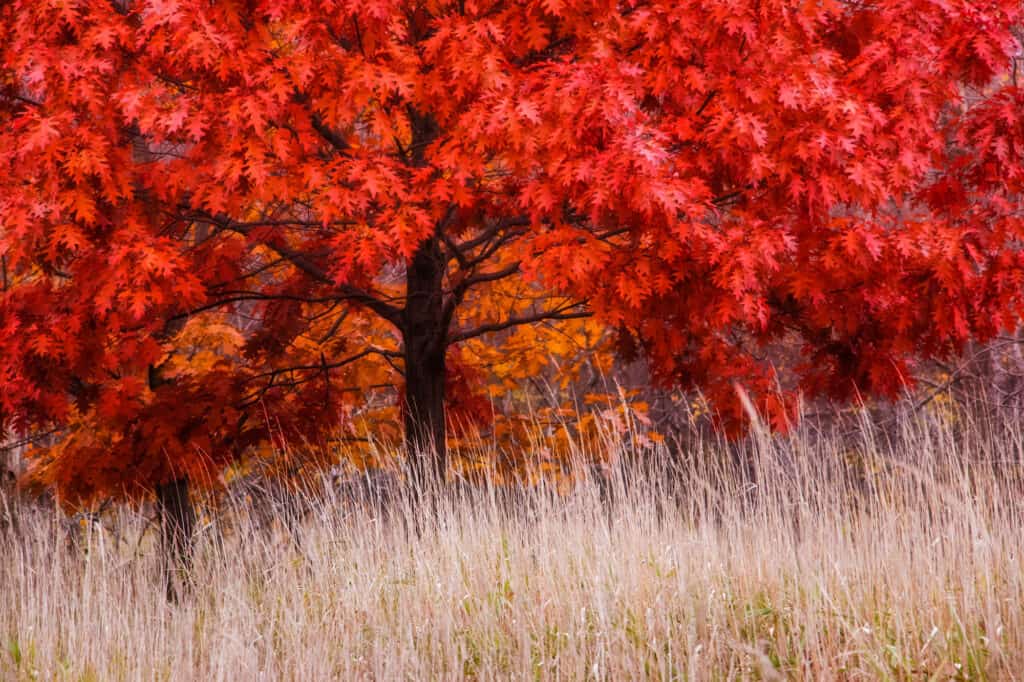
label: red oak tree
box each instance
[2,0,1023,514]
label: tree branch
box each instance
[170,293,343,321]
[448,304,591,344]
[455,215,530,254]
[460,261,521,288]
[248,347,401,380]
[309,112,351,153]
[237,347,401,406]
[442,261,523,326]
[190,212,403,326]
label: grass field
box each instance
[3,405,1024,680]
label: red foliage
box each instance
[1,0,1023,503]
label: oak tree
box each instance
[2,0,1023,514]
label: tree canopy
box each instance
[2,0,1023,504]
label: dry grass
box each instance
[3,406,1024,680]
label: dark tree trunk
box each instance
[402,237,448,492]
[155,477,196,600]
[0,468,17,537]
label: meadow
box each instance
[2,404,1023,680]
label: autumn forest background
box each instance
[4,0,1024,678]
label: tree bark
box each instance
[0,468,17,537]
[402,237,448,492]
[155,477,196,600]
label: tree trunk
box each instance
[155,477,196,600]
[0,467,17,537]
[402,237,448,492]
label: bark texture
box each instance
[155,477,196,600]
[402,237,448,492]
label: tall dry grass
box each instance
[2,404,1024,680]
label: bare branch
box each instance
[189,212,403,326]
[456,215,530,254]
[171,293,343,321]
[448,303,591,345]
[237,347,401,406]
[249,347,402,380]
[459,261,521,289]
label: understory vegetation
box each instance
[3,402,1023,680]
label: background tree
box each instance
[2,0,1023,517]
